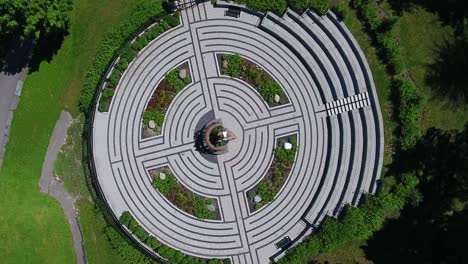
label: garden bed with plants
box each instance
[247,135,297,211]
[217,53,289,107]
[151,167,220,220]
[119,211,229,264]
[142,62,192,137]
[97,12,181,112]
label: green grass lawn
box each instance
[0,0,148,263]
[339,0,395,167]
[395,6,468,131]
[77,199,129,264]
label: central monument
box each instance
[203,119,236,154]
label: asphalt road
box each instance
[0,38,30,171]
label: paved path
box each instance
[39,111,86,264]
[0,39,31,171]
[91,2,384,263]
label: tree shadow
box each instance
[425,35,468,105]
[364,124,468,263]
[0,35,32,75]
[387,0,467,28]
[28,31,67,72]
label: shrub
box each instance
[288,0,331,15]
[79,0,166,114]
[119,211,133,226]
[164,13,180,28]
[233,0,288,14]
[152,169,177,195]
[193,196,214,219]
[224,54,242,77]
[166,67,191,92]
[275,138,297,164]
[143,110,165,129]
[258,80,282,103]
[127,218,139,232]
[146,236,160,250]
[133,225,149,241]
[98,88,114,112]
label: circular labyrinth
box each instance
[92,3,384,264]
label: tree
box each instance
[0,0,73,40]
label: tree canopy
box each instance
[0,0,73,40]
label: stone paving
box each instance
[92,2,384,263]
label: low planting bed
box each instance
[151,167,220,220]
[142,63,192,137]
[218,53,288,106]
[119,211,228,264]
[98,13,181,112]
[247,135,297,211]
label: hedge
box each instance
[96,13,181,112]
[79,0,179,114]
[231,0,331,15]
[353,0,422,150]
[119,211,229,263]
[278,173,418,263]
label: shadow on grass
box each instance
[387,0,467,28]
[0,35,32,75]
[0,30,67,74]
[28,31,67,72]
[364,124,468,263]
[425,35,468,105]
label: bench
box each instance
[225,8,241,18]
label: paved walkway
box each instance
[0,39,31,171]
[39,111,86,264]
[92,2,384,263]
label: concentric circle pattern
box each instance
[92,2,384,263]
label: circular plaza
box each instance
[91,2,384,264]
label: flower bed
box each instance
[151,167,220,220]
[218,53,289,106]
[97,13,181,112]
[247,135,298,211]
[142,62,192,137]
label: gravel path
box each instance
[39,111,86,264]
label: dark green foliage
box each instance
[0,0,72,39]
[278,173,418,263]
[152,169,216,220]
[353,0,422,150]
[258,80,281,103]
[275,139,297,164]
[108,68,122,88]
[223,53,287,104]
[79,2,180,114]
[224,54,242,77]
[143,110,165,130]
[231,0,331,15]
[104,226,155,264]
[288,0,331,15]
[395,76,421,149]
[146,236,160,250]
[164,13,180,27]
[193,196,215,219]
[252,135,297,207]
[133,225,149,241]
[233,0,288,14]
[128,218,139,232]
[119,211,134,226]
[152,169,177,195]
[98,89,115,112]
[166,67,192,92]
